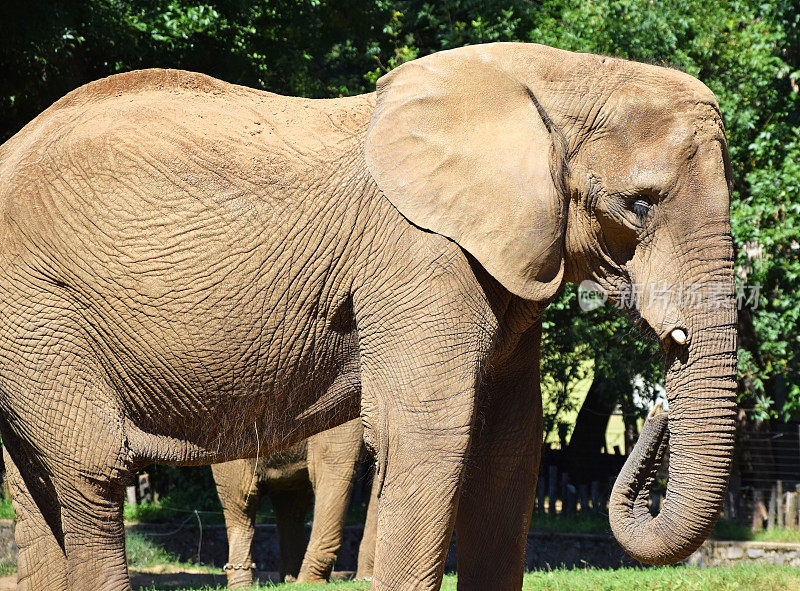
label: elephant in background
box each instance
[0,41,737,590]
[212,418,377,588]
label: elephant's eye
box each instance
[632,199,651,221]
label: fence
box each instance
[534,449,627,515]
[726,418,800,530]
[535,419,800,532]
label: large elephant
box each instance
[0,42,736,590]
[212,418,378,588]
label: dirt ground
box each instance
[0,568,356,590]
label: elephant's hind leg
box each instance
[213,460,262,589]
[271,483,313,581]
[55,386,132,591]
[2,444,67,591]
[9,362,132,589]
[297,420,362,583]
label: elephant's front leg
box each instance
[455,323,543,591]
[359,330,485,590]
[297,420,362,582]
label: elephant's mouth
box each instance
[624,306,660,343]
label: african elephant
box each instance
[0,42,736,590]
[212,418,378,587]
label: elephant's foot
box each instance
[295,559,334,583]
[224,563,256,588]
[354,569,374,582]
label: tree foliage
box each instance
[531,0,800,421]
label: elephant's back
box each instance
[0,68,375,223]
[0,68,375,285]
[1,68,375,157]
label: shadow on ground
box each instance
[130,569,357,590]
[131,569,279,589]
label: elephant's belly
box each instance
[116,314,361,467]
[259,443,310,487]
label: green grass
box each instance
[126,530,189,569]
[0,496,14,520]
[521,565,800,590]
[0,556,16,577]
[711,518,800,543]
[132,566,800,591]
[530,511,612,535]
[746,529,800,543]
[126,531,215,573]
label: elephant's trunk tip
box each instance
[608,404,675,565]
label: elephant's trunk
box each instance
[609,268,738,564]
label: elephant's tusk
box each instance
[671,328,687,345]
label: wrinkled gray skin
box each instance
[212,418,377,588]
[0,42,736,590]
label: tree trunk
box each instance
[567,369,623,456]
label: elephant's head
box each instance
[365,42,736,564]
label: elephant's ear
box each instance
[365,44,568,301]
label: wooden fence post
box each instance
[138,472,152,504]
[561,472,570,515]
[590,481,600,511]
[723,492,731,520]
[728,475,741,522]
[536,478,545,513]
[768,485,777,529]
[752,489,765,532]
[785,492,798,531]
[578,484,589,513]
[777,481,784,528]
[566,484,577,515]
[548,465,558,515]
[797,485,800,532]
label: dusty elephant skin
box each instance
[0,42,736,590]
[212,418,377,588]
